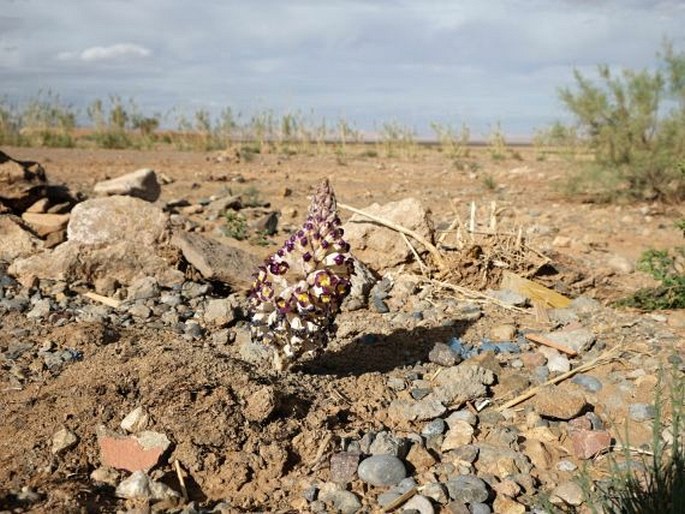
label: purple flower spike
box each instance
[248,178,355,371]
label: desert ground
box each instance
[1,144,683,513]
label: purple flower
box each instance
[248,179,354,370]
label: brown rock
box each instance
[0,214,42,261]
[171,231,261,290]
[522,438,553,470]
[569,429,611,459]
[406,443,437,472]
[26,197,50,213]
[329,452,359,483]
[534,385,587,420]
[441,421,475,451]
[44,229,67,249]
[493,496,526,514]
[21,212,69,237]
[343,197,434,270]
[244,386,278,422]
[493,478,522,498]
[521,351,547,369]
[97,427,170,472]
[490,324,517,341]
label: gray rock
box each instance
[629,403,656,422]
[51,428,78,454]
[341,258,377,311]
[429,364,495,407]
[487,289,528,307]
[27,298,51,319]
[429,342,461,367]
[548,308,579,325]
[357,455,407,486]
[445,475,489,503]
[421,418,446,437]
[545,328,595,353]
[421,482,448,504]
[171,231,261,291]
[369,431,409,457]
[469,503,492,514]
[571,374,603,393]
[377,491,402,507]
[128,303,151,319]
[319,483,362,514]
[249,211,279,235]
[93,168,161,202]
[445,410,478,428]
[473,443,532,477]
[388,398,447,423]
[68,196,167,246]
[343,198,434,270]
[115,470,179,500]
[372,294,390,313]
[127,276,159,300]
[9,196,173,288]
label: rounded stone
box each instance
[571,374,603,393]
[445,475,489,503]
[357,455,407,487]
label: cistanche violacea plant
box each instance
[248,179,354,370]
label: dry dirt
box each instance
[0,145,683,513]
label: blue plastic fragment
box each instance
[479,338,521,354]
[447,336,520,358]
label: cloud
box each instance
[58,43,151,63]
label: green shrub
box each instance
[222,211,248,240]
[558,42,685,202]
[616,231,685,310]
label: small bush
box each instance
[617,246,685,310]
[222,211,248,240]
[558,42,685,202]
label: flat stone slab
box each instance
[171,231,261,291]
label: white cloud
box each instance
[58,43,151,63]
[80,43,151,62]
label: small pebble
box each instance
[557,459,577,472]
[571,374,603,393]
[629,403,656,422]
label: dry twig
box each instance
[497,345,621,412]
[426,278,528,313]
[381,486,418,512]
[81,291,121,309]
[174,459,189,502]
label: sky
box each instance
[1,0,684,139]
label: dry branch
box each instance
[496,345,621,412]
[338,202,447,271]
